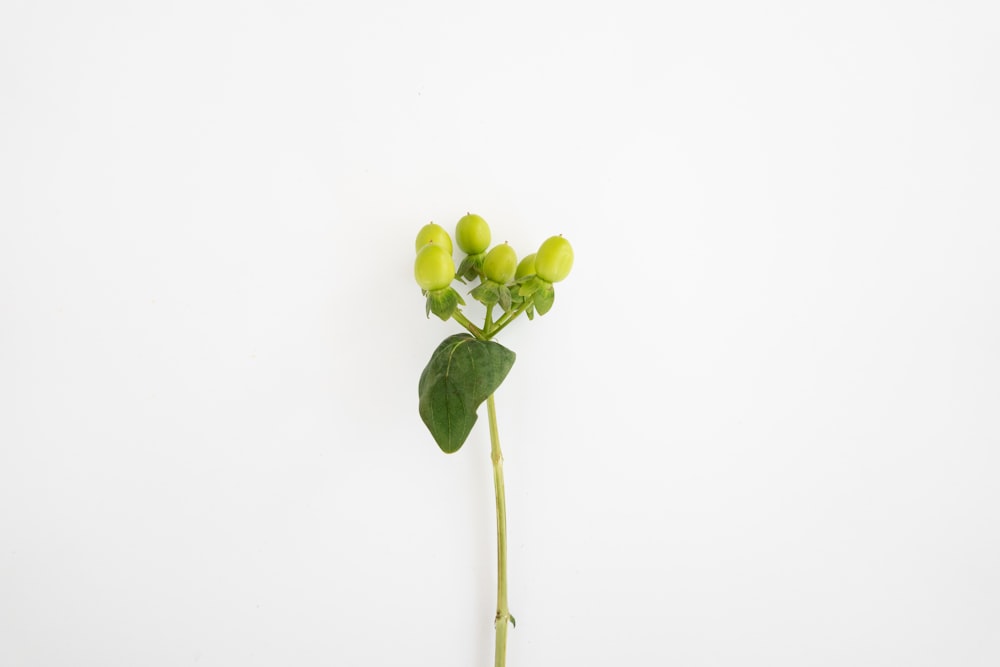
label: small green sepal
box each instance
[457,252,485,282]
[498,285,513,311]
[517,275,546,298]
[425,287,465,321]
[471,280,501,306]
[534,283,555,315]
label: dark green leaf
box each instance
[418,334,516,453]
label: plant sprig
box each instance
[412,213,574,667]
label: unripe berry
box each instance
[415,223,453,255]
[414,243,455,290]
[535,236,573,283]
[483,243,518,284]
[515,253,536,279]
[455,213,491,255]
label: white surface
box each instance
[2,1,999,665]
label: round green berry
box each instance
[415,223,453,255]
[515,253,536,279]
[455,213,491,255]
[414,243,455,290]
[535,236,573,283]
[483,243,518,284]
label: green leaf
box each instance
[418,334,516,453]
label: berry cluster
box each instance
[414,213,573,327]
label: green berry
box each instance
[483,243,518,284]
[535,236,573,283]
[415,223,453,255]
[414,243,455,290]
[455,213,491,254]
[515,253,536,279]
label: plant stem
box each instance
[452,310,484,338]
[485,304,495,332]
[487,301,530,339]
[471,307,512,665]
[487,393,511,667]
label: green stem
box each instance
[485,304,495,333]
[487,301,531,340]
[487,394,511,667]
[452,310,484,338]
[460,303,512,665]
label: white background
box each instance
[2,1,998,665]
